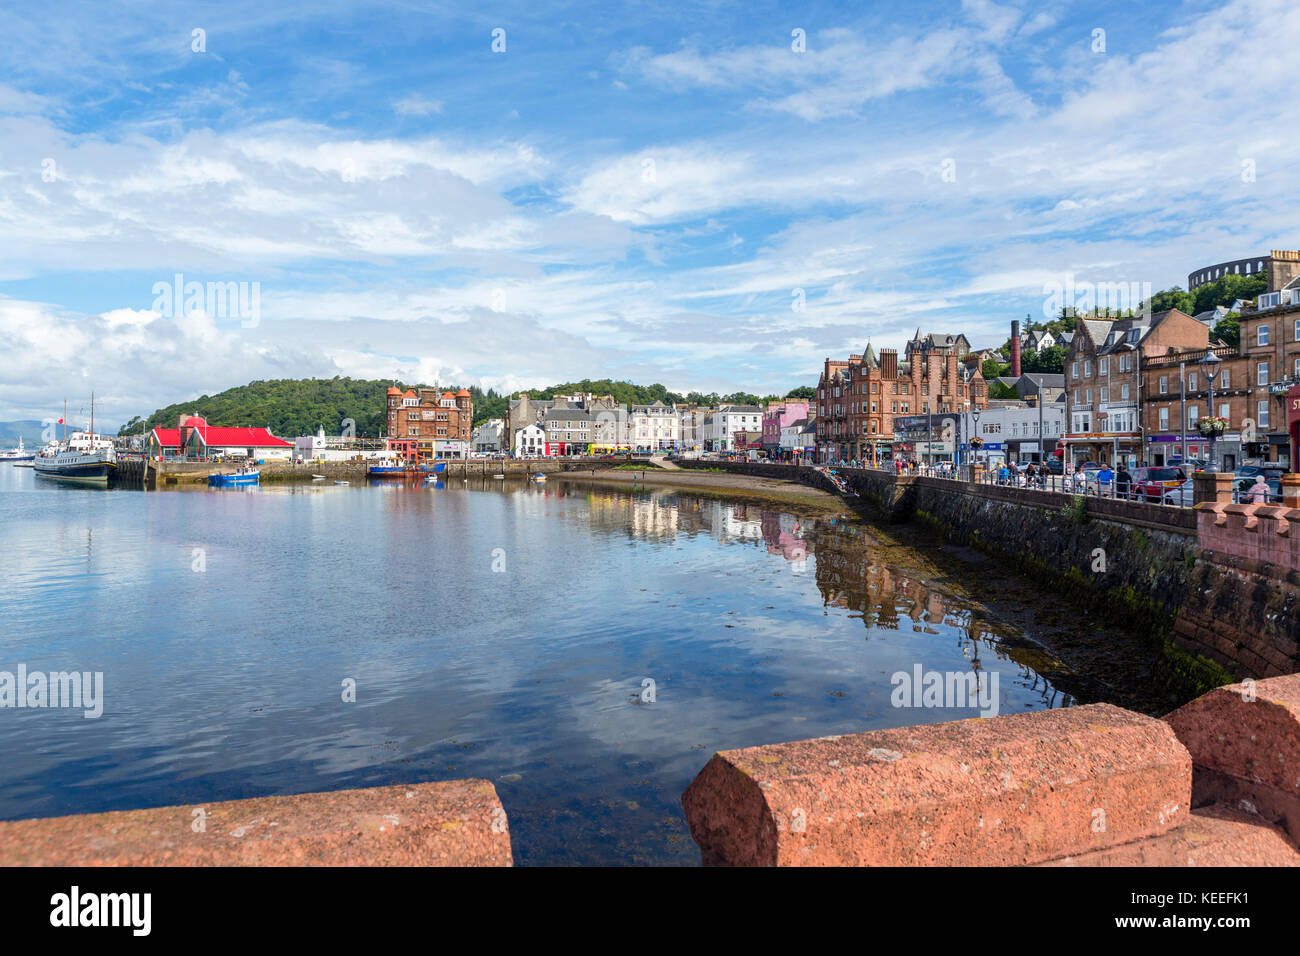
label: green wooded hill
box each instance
[121,377,811,438]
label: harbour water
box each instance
[0,466,1181,865]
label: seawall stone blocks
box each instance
[1165,674,1300,844]
[682,704,1191,867]
[0,779,512,866]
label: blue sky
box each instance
[2,0,1298,427]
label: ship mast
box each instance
[90,392,94,442]
[63,399,67,444]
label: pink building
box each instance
[761,401,811,453]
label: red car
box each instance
[1129,466,1187,502]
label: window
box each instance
[1084,360,1092,377]
[1188,405,1200,427]
[1072,361,1079,378]
[1259,325,1269,347]
[1294,318,1300,341]
[1121,384,1130,401]
[1100,358,1108,375]
[1188,372,1197,392]
[1100,387,1109,403]
[1159,376,1167,394]
[1220,369,1229,388]
[1219,403,1230,421]
[1086,389,1093,403]
[1159,407,1169,430]
[1258,362,1269,386]
[1258,400,1270,428]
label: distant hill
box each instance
[0,420,47,447]
[122,377,813,438]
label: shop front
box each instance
[1062,431,1141,467]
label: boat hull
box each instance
[33,461,112,484]
[368,461,446,478]
[208,472,261,487]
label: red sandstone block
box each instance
[0,779,512,866]
[1040,802,1299,866]
[682,704,1190,867]
[1165,675,1300,797]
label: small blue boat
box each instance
[208,469,261,487]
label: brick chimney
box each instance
[881,349,898,379]
[1010,318,1022,378]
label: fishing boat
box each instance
[0,436,34,461]
[33,397,116,486]
[367,459,446,478]
[208,467,261,487]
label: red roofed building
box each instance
[386,386,473,458]
[145,414,292,460]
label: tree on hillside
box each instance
[1021,345,1066,374]
[982,358,1008,380]
[1212,313,1241,349]
[785,386,816,400]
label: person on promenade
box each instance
[1025,462,1036,487]
[1248,476,1272,503]
[1097,463,1114,496]
[997,463,1010,485]
[1116,464,1133,500]
[1072,465,1086,492]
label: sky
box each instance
[1,0,1299,428]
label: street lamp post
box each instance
[971,409,981,481]
[1199,349,1222,473]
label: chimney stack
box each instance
[1010,318,1022,378]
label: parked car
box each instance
[1130,466,1188,502]
[1161,479,1195,507]
[1235,475,1282,504]
[1234,464,1286,497]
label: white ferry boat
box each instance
[33,396,116,485]
[0,436,34,461]
[33,431,117,485]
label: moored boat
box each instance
[33,397,115,486]
[0,437,34,461]
[208,468,261,487]
[367,459,446,478]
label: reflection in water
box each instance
[0,467,1171,865]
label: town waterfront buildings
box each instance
[386,387,473,458]
[815,333,988,463]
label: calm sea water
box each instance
[0,465,1164,865]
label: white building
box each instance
[472,419,504,452]
[707,404,763,451]
[966,402,1066,464]
[780,417,814,457]
[293,429,391,462]
[629,401,679,451]
[513,423,546,457]
[676,406,710,452]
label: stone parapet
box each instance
[0,779,511,866]
[1165,674,1300,845]
[682,704,1191,866]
